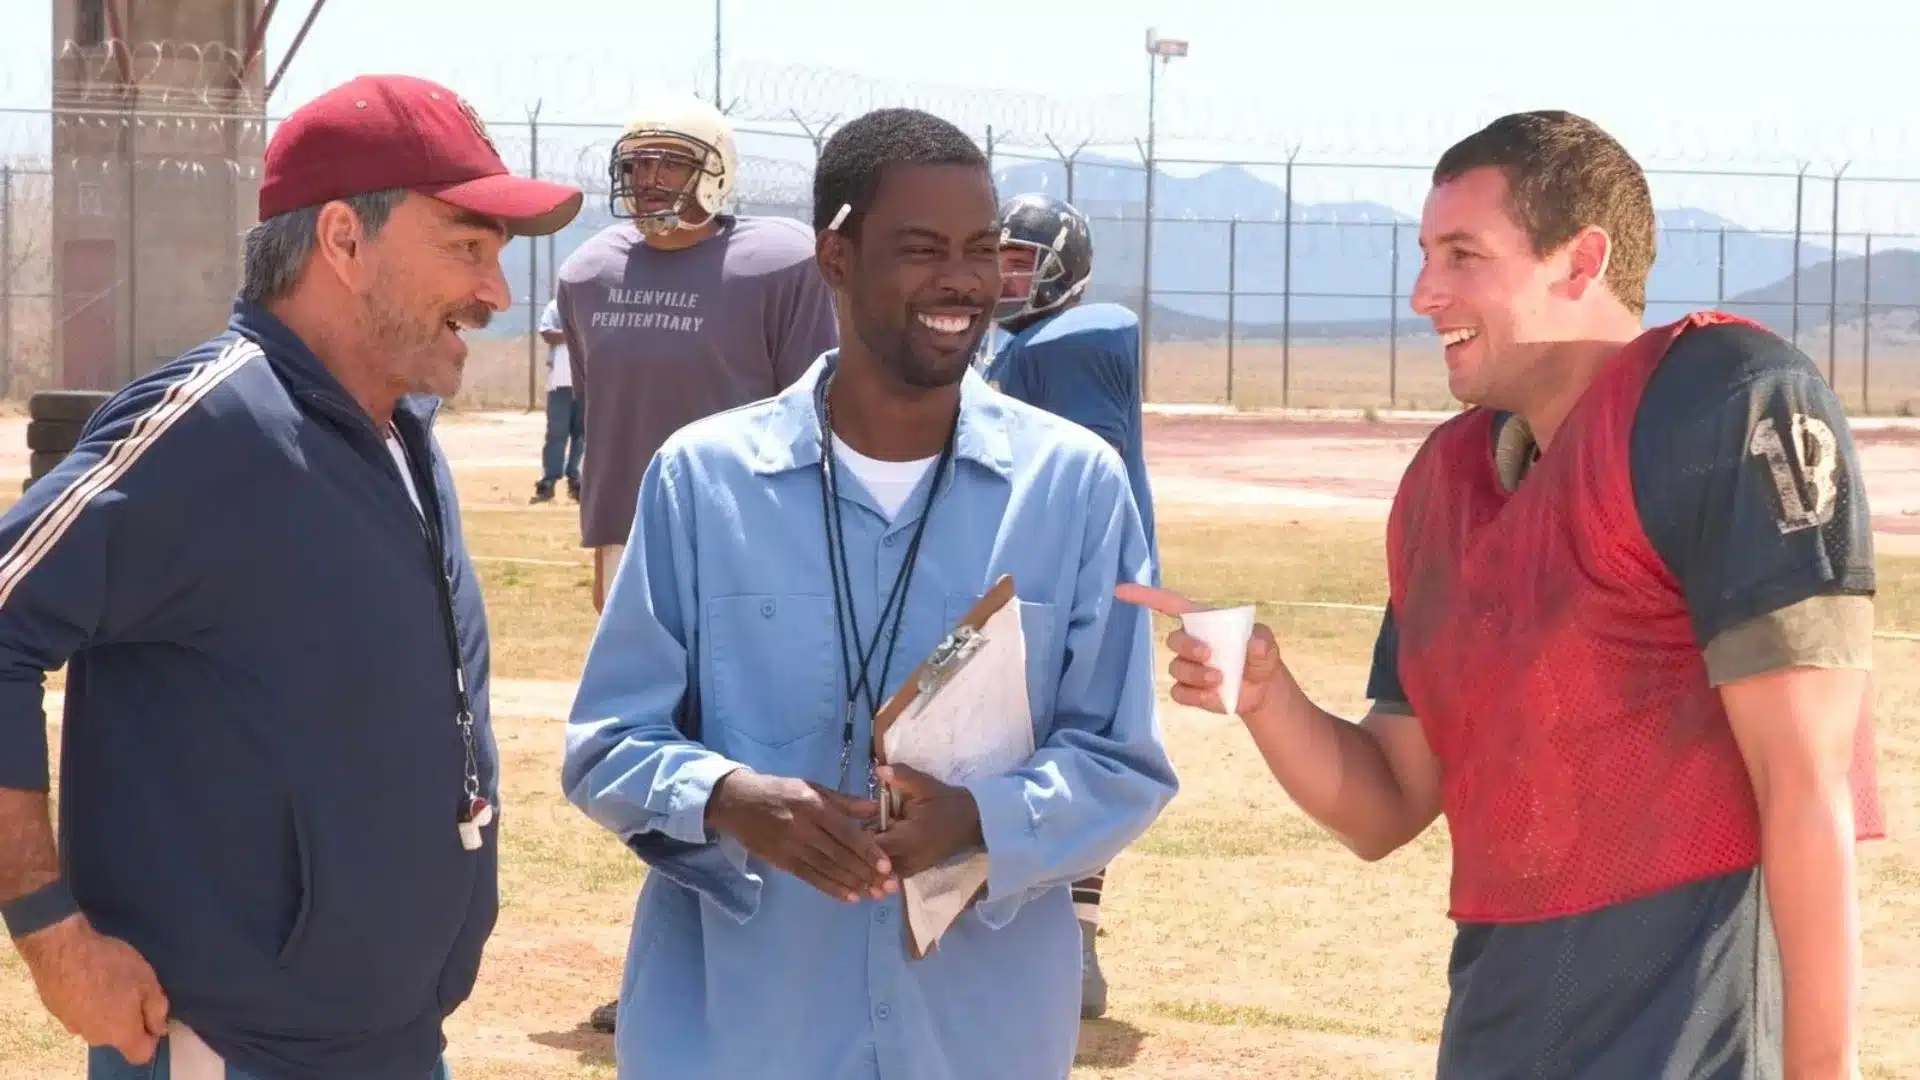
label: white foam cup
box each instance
[1179,604,1257,714]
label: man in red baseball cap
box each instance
[260,73,582,237]
[1,75,580,1080]
[238,71,584,413]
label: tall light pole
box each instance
[713,0,724,108]
[1142,28,1188,401]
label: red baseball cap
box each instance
[260,74,583,236]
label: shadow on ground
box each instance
[529,1028,615,1068]
[1076,1017,1148,1068]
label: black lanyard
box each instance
[388,424,488,845]
[815,373,958,797]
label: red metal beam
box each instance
[266,0,330,99]
[104,0,132,84]
[240,0,283,82]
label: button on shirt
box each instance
[562,352,1178,1080]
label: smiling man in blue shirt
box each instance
[561,106,1178,1080]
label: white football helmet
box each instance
[608,96,738,236]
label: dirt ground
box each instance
[16,399,1910,525]
[0,407,1915,1080]
[13,397,1920,551]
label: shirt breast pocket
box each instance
[943,592,1060,728]
[706,594,840,752]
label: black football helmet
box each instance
[994,193,1093,329]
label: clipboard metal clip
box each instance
[916,623,990,699]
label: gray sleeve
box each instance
[767,259,839,389]
[1702,594,1872,686]
[557,277,587,402]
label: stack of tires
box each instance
[24,390,111,492]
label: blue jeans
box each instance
[87,1040,452,1080]
[540,387,584,488]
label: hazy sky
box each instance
[4,0,1917,232]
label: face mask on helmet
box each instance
[610,133,721,235]
[994,235,1075,326]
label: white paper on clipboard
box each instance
[876,575,1034,958]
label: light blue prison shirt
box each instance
[561,350,1179,1080]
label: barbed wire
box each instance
[714,63,1131,147]
[7,141,1920,247]
[7,40,1920,236]
[45,39,265,112]
[9,42,1920,173]
[7,44,1920,407]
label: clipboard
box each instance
[871,573,1026,959]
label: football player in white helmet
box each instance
[554,96,839,1035]
[608,96,738,239]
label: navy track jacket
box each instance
[0,304,500,1080]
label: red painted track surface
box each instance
[1140,412,1920,543]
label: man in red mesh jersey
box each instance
[1123,110,1883,1080]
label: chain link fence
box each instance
[6,84,1920,412]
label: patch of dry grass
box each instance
[0,480,1916,1080]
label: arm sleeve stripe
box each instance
[0,340,261,609]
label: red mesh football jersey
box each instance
[1385,311,1885,923]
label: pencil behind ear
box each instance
[816,204,855,290]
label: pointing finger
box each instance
[1114,583,1202,617]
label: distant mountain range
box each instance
[494,152,1920,344]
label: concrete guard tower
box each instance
[50,0,320,391]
